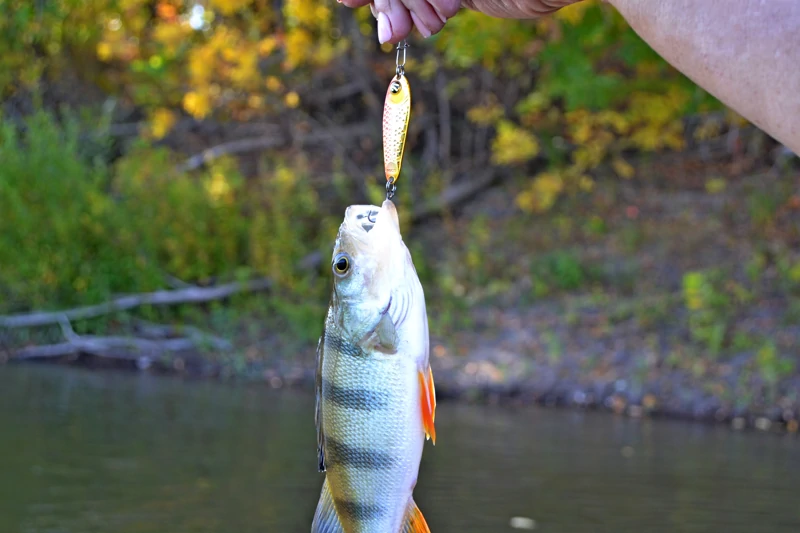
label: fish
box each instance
[383,74,411,185]
[311,199,436,533]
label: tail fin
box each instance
[311,478,344,533]
[402,499,431,533]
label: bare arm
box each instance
[608,0,800,155]
[339,0,800,154]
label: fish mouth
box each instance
[341,200,401,249]
[354,207,380,233]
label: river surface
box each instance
[1,365,799,533]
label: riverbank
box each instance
[5,145,798,433]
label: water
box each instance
[1,365,799,533]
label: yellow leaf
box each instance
[152,21,190,57]
[467,103,504,126]
[284,0,330,28]
[265,76,283,92]
[210,0,252,16]
[149,108,177,139]
[96,42,113,61]
[555,1,593,25]
[578,175,595,191]
[516,171,564,213]
[183,91,211,119]
[571,120,593,144]
[188,45,216,84]
[284,29,313,70]
[206,172,232,203]
[284,91,300,108]
[491,120,540,166]
[259,36,278,56]
[612,157,635,179]
[705,177,727,194]
[248,95,264,109]
[229,46,259,87]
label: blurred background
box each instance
[1,1,799,531]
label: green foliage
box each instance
[114,146,247,282]
[682,271,731,355]
[0,108,159,311]
[748,191,781,228]
[756,340,796,387]
[530,251,589,298]
[0,108,330,314]
[0,0,108,94]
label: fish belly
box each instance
[321,343,424,533]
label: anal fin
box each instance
[402,498,431,533]
[311,478,344,533]
[418,366,437,445]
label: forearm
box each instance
[608,0,800,155]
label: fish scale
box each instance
[321,321,422,532]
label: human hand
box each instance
[339,0,582,43]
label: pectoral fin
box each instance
[418,366,436,445]
[401,498,431,533]
[361,311,398,354]
[311,478,344,533]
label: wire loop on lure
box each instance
[395,39,408,77]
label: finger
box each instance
[431,0,460,19]
[374,0,413,43]
[403,0,446,36]
[340,0,373,7]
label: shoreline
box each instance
[8,336,798,435]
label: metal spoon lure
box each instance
[382,40,410,200]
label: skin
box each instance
[338,0,800,155]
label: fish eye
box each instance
[333,253,351,276]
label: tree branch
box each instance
[176,122,375,172]
[132,318,233,351]
[0,278,272,329]
[411,169,502,223]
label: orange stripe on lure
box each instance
[383,56,411,185]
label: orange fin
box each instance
[418,366,436,445]
[402,498,431,533]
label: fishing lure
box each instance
[383,40,411,200]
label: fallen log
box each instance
[13,336,193,361]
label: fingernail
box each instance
[410,11,431,38]
[377,12,392,44]
[434,8,447,24]
[369,3,377,18]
